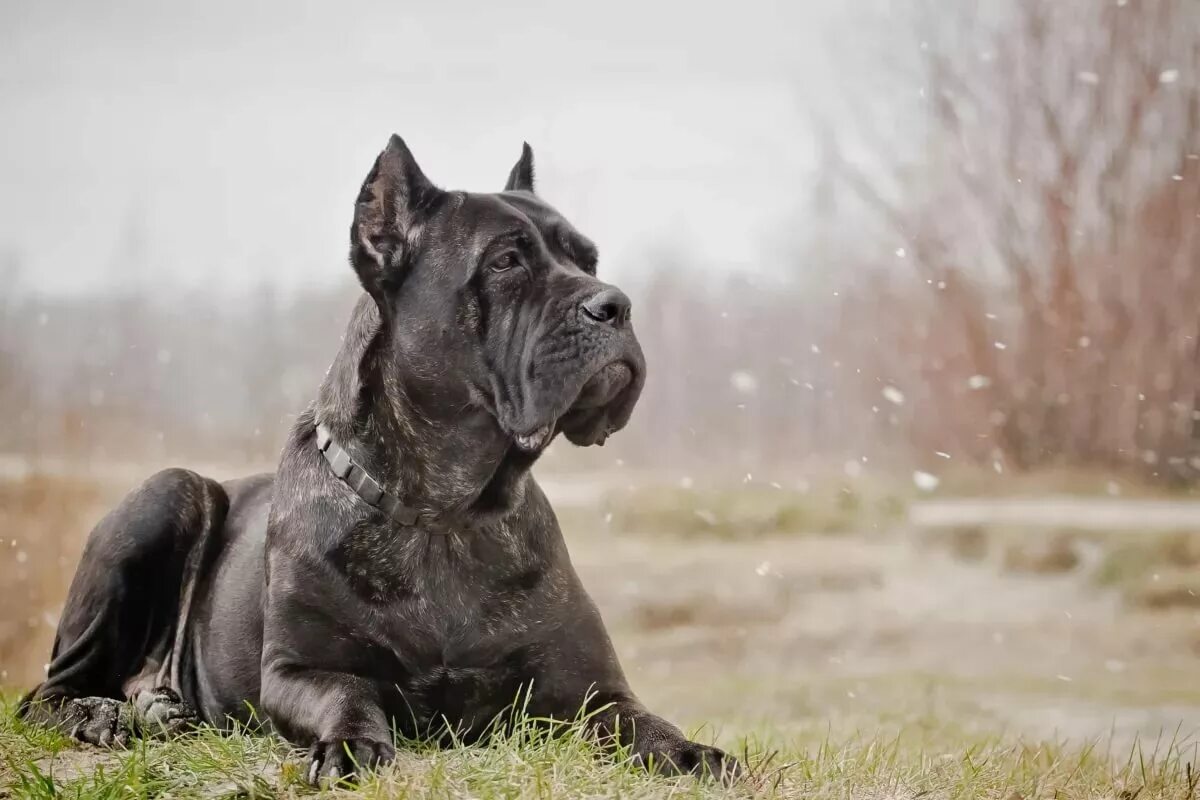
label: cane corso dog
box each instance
[20,135,739,783]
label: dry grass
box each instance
[599,482,907,540]
[928,465,1196,500]
[593,464,1192,547]
[0,474,112,688]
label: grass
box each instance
[585,462,1193,543]
[928,464,1198,500]
[3,694,1200,799]
[598,482,907,540]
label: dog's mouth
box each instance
[513,425,554,453]
[510,360,638,453]
[570,361,634,412]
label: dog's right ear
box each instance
[503,142,535,193]
[350,134,440,301]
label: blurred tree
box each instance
[835,0,1200,481]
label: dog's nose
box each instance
[580,287,632,327]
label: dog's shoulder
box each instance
[265,406,361,552]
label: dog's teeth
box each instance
[517,426,552,451]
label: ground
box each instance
[2,469,1200,798]
[3,707,1199,799]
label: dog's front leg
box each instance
[260,564,394,784]
[588,696,741,782]
[259,663,395,785]
[261,547,400,785]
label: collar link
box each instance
[315,422,437,528]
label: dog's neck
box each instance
[315,295,532,522]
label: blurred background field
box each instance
[3,0,1200,793]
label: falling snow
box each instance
[913,471,941,491]
[729,370,759,394]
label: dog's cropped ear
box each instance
[350,134,440,301]
[503,142,535,193]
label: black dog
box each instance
[20,136,739,783]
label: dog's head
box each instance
[348,134,645,455]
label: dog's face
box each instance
[349,135,645,454]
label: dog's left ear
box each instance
[350,134,441,302]
[503,142,535,193]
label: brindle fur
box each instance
[19,136,739,784]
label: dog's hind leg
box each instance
[18,468,228,746]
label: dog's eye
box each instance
[490,252,521,273]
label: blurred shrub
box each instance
[927,525,1083,574]
[1001,533,1082,575]
[939,526,990,563]
[927,525,1200,607]
[1092,531,1200,610]
[1126,573,1200,611]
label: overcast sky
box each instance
[0,0,893,295]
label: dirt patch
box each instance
[27,748,124,786]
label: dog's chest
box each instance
[335,519,550,655]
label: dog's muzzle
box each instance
[558,356,643,447]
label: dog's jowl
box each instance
[19,135,740,783]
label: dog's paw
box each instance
[133,686,198,737]
[653,741,743,784]
[306,737,395,786]
[60,696,134,748]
